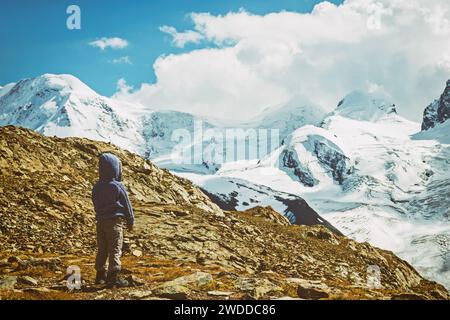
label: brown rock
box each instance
[18,276,39,286]
[391,293,428,300]
[0,276,17,290]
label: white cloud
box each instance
[111,56,132,65]
[117,0,450,122]
[115,78,133,95]
[159,25,203,48]
[89,37,129,50]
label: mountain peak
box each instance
[243,96,327,139]
[13,73,99,99]
[0,73,144,154]
[334,90,397,122]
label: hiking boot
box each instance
[95,270,107,285]
[106,271,129,288]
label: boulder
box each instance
[129,290,153,299]
[167,272,213,288]
[234,278,283,299]
[152,283,190,300]
[152,272,213,300]
[286,278,331,300]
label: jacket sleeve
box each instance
[117,183,134,226]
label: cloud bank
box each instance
[117,0,450,122]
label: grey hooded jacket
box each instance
[91,153,134,226]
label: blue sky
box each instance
[0,0,343,96]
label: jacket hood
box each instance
[98,153,122,181]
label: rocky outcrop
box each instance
[0,126,448,300]
[280,149,318,187]
[279,127,352,186]
[421,100,439,131]
[241,206,291,226]
[437,80,450,125]
[313,139,351,184]
[421,79,450,130]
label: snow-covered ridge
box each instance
[251,125,353,187]
[333,90,397,122]
[0,82,15,98]
[241,98,327,140]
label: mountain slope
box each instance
[0,126,448,300]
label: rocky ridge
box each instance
[422,79,450,130]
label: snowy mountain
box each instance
[242,98,327,140]
[142,110,211,158]
[0,76,197,174]
[199,89,450,290]
[159,99,327,173]
[1,73,450,290]
[0,74,145,154]
[0,74,222,172]
[0,74,325,175]
[142,110,223,173]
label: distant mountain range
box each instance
[1,73,449,290]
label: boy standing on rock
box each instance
[92,153,134,288]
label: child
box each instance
[92,153,134,287]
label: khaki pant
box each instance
[95,217,124,273]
